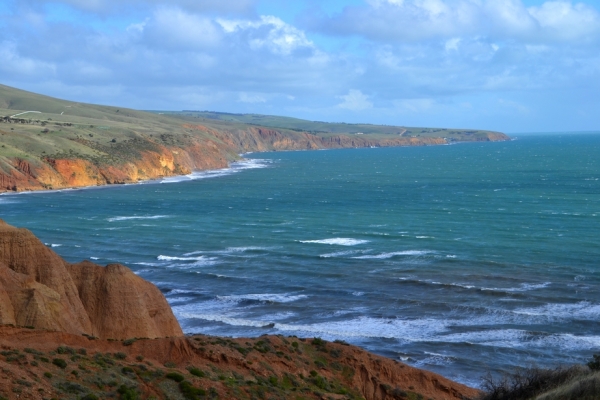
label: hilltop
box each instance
[0,84,509,193]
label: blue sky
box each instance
[1,0,600,133]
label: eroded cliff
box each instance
[0,220,182,339]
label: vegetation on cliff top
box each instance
[0,329,479,400]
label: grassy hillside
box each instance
[158,110,502,142]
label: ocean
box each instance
[1,133,599,387]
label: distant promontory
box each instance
[0,84,509,193]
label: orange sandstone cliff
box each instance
[0,219,182,339]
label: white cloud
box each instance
[238,92,267,103]
[218,15,314,55]
[394,98,436,113]
[21,0,257,15]
[337,90,373,111]
[311,0,600,44]
[142,7,223,50]
[0,41,56,77]
[528,1,600,41]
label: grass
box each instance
[479,365,600,400]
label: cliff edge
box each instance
[0,219,182,339]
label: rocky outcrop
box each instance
[0,220,182,339]
[67,261,183,340]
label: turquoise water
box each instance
[1,133,600,386]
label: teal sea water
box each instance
[1,133,599,386]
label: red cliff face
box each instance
[0,220,182,339]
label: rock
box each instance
[67,261,183,339]
[0,220,92,333]
[0,219,182,339]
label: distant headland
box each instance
[0,84,509,193]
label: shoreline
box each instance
[0,157,270,197]
[0,138,511,196]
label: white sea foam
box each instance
[178,313,277,328]
[184,247,273,257]
[158,255,218,267]
[514,301,600,320]
[224,246,272,253]
[353,250,432,259]
[168,297,195,303]
[439,329,600,351]
[319,250,361,258]
[414,352,458,367]
[216,293,308,304]
[160,159,271,184]
[481,282,551,293]
[175,304,600,354]
[108,215,169,222]
[300,238,369,246]
[44,243,62,247]
[90,257,99,260]
[158,255,210,261]
[133,262,162,267]
[168,289,200,296]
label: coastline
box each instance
[0,135,510,195]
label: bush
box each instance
[123,338,138,346]
[479,366,584,400]
[117,385,139,400]
[536,372,600,400]
[179,380,207,399]
[52,358,67,369]
[56,346,75,355]
[166,372,185,382]
[188,367,205,378]
[588,355,600,371]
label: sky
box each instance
[1,0,600,133]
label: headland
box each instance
[0,84,510,193]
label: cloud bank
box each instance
[1,0,599,132]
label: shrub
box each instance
[123,338,138,346]
[43,372,52,379]
[166,372,185,382]
[588,355,600,371]
[117,385,139,400]
[122,366,135,374]
[188,367,205,378]
[56,346,75,355]
[479,366,584,400]
[179,380,207,399]
[52,358,67,369]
